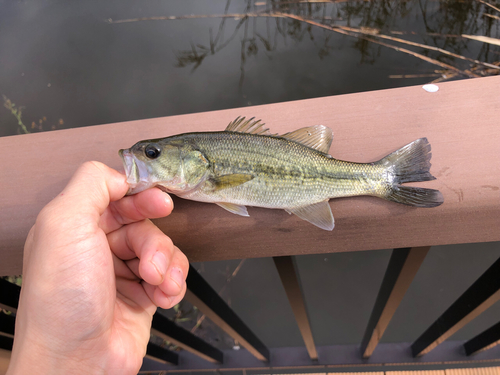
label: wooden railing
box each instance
[1,76,499,373]
[1,76,499,274]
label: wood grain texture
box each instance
[1,77,499,275]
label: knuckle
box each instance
[77,161,109,183]
[83,160,105,172]
[163,236,175,251]
[108,201,126,226]
[151,234,174,253]
[175,249,189,273]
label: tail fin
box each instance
[385,185,443,208]
[377,138,444,208]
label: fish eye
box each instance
[145,144,161,159]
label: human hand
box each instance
[7,161,188,375]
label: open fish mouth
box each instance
[119,149,152,195]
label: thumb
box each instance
[25,162,129,261]
[46,161,129,222]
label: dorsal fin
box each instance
[281,125,333,154]
[225,116,271,135]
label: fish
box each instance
[119,117,443,231]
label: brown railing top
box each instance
[1,77,499,275]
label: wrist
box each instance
[7,337,105,375]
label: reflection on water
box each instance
[0,0,499,136]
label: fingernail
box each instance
[170,267,184,289]
[165,194,174,209]
[151,252,168,279]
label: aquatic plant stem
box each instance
[478,0,500,13]
[484,13,500,20]
[280,13,482,78]
[2,95,29,134]
[329,25,500,71]
[109,12,493,76]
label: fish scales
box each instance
[119,117,443,230]
[175,132,376,207]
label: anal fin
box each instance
[286,201,335,231]
[216,202,249,217]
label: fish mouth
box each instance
[119,149,152,195]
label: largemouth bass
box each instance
[119,117,443,230]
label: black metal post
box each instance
[464,321,500,356]
[185,265,270,362]
[151,313,223,364]
[411,257,500,357]
[0,279,20,313]
[146,342,179,365]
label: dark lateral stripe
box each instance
[464,321,500,356]
[0,313,15,338]
[273,256,318,360]
[185,265,270,362]
[0,279,21,313]
[146,342,179,365]
[151,313,223,363]
[411,256,500,357]
[361,247,429,358]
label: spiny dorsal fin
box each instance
[281,125,333,155]
[225,116,271,135]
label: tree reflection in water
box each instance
[110,0,500,86]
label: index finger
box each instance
[99,188,174,234]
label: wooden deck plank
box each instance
[444,368,500,375]
[0,350,11,375]
[1,77,499,275]
[386,371,445,375]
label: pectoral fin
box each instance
[286,201,335,231]
[216,202,249,217]
[212,174,254,190]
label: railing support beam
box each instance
[273,255,318,360]
[361,246,430,358]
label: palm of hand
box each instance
[8,162,188,375]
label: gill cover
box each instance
[120,139,211,195]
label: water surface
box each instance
[1,0,498,136]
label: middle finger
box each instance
[107,219,188,296]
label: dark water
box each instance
[1,0,499,136]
